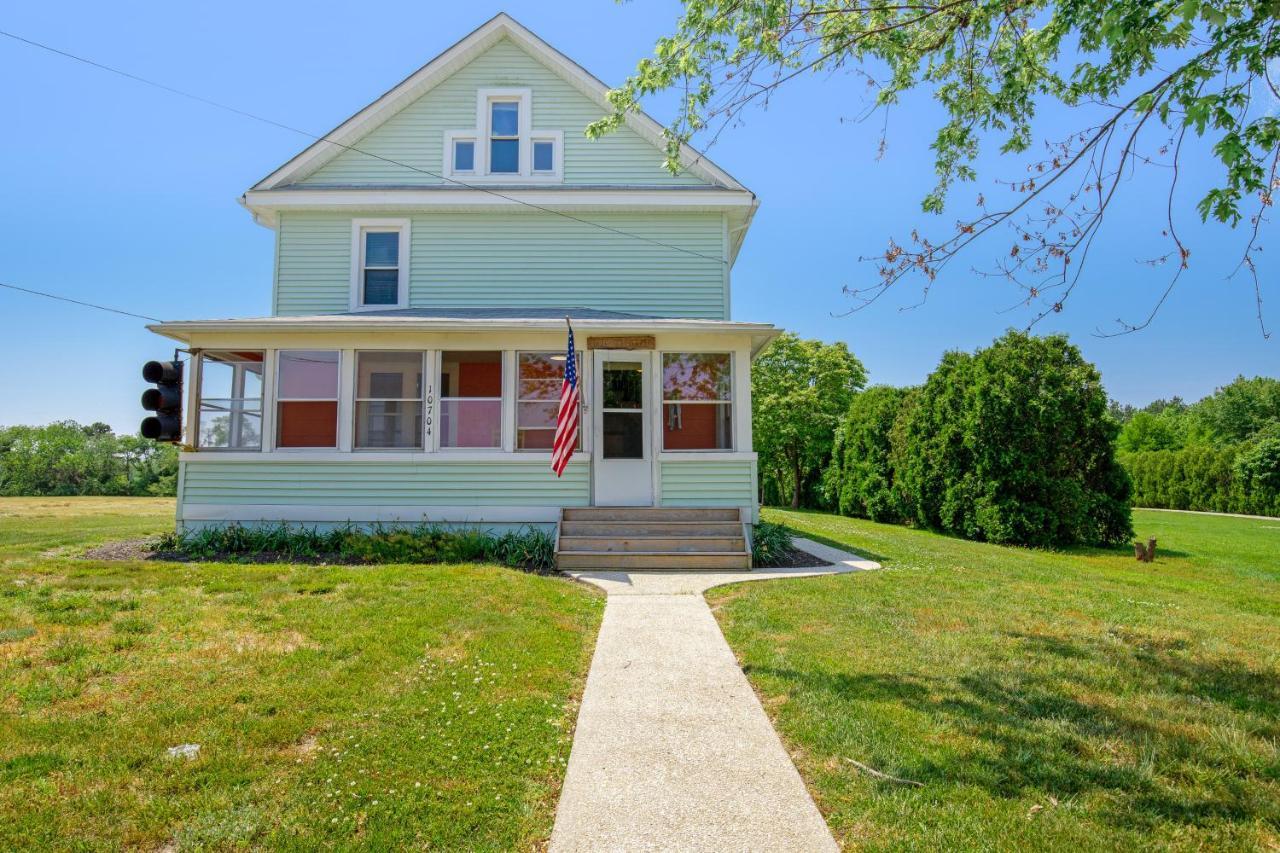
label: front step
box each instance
[557,551,751,571]
[562,507,740,522]
[559,536,746,553]
[556,506,750,571]
[561,521,744,537]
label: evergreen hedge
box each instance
[1121,440,1280,517]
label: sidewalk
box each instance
[549,539,878,852]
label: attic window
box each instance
[489,100,520,174]
[443,89,562,182]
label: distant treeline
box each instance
[1110,377,1280,517]
[0,422,177,497]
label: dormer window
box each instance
[443,89,562,182]
[350,219,410,310]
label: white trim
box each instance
[246,187,753,213]
[248,13,748,193]
[443,130,478,177]
[181,503,573,524]
[530,131,564,177]
[349,218,411,311]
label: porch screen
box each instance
[662,353,733,450]
[196,351,264,450]
[276,351,340,448]
[355,351,424,449]
[439,351,502,448]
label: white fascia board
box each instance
[250,13,750,194]
[149,317,776,337]
[242,187,755,223]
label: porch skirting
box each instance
[175,454,757,530]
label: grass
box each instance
[709,508,1280,850]
[0,497,603,851]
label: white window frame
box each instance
[353,351,427,451]
[445,130,477,176]
[193,350,266,451]
[436,350,505,452]
[659,351,735,453]
[441,88,563,183]
[349,218,410,311]
[274,349,342,451]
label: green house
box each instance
[150,13,777,548]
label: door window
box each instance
[601,360,644,459]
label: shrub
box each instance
[153,524,559,572]
[825,385,913,523]
[1122,439,1280,517]
[897,331,1133,547]
[750,522,793,565]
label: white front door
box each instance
[591,350,654,506]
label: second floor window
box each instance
[489,100,519,174]
[361,229,400,306]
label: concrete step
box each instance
[557,551,752,571]
[561,521,744,537]
[562,507,740,522]
[559,535,746,553]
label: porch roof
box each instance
[147,308,781,354]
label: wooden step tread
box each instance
[556,550,748,557]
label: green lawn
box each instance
[0,498,603,851]
[710,508,1280,850]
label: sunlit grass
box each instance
[711,508,1280,851]
[0,497,603,850]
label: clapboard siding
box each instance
[275,210,727,318]
[298,38,707,188]
[180,459,590,506]
[659,459,756,508]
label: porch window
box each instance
[355,351,424,449]
[196,350,264,450]
[517,352,581,451]
[662,353,733,451]
[439,351,502,448]
[276,350,340,448]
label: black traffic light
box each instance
[141,360,183,442]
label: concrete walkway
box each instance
[550,538,879,852]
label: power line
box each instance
[0,28,729,265]
[0,281,164,323]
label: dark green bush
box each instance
[153,523,559,573]
[824,385,913,523]
[1122,440,1280,517]
[897,331,1132,547]
[751,522,793,565]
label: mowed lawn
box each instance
[711,508,1280,851]
[0,498,603,851]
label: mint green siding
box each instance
[180,459,589,506]
[659,459,756,508]
[298,38,708,188]
[275,210,727,318]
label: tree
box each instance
[825,385,914,521]
[590,0,1278,333]
[752,333,867,508]
[897,331,1133,545]
[0,422,177,497]
[1193,375,1280,444]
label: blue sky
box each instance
[1,1,1275,433]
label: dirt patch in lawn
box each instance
[79,539,166,562]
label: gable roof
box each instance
[250,13,749,193]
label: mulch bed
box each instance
[754,543,833,569]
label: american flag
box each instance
[551,324,580,477]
